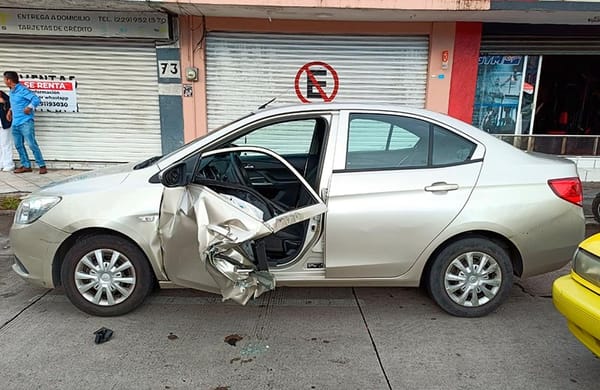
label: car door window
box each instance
[432,125,476,165]
[223,116,328,192]
[346,114,430,170]
[346,113,477,170]
[232,119,317,156]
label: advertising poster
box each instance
[21,78,78,112]
[472,56,524,134]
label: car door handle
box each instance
[425,182,459,192]
[243,164,255,169]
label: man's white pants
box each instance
[0,127,15,171]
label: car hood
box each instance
[36,162,140,196]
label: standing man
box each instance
[3,71,47,174]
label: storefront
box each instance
[473,25,600,142]
[178,18,460,141]
[204,32,430,130]
[0,8,174,167]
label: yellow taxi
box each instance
[553,234,600,357]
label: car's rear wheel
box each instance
[61,234,153,316]
[427,237,513,317]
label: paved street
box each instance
[0,170,599,389]
[0,208,599,389]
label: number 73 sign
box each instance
[158,61,181,79]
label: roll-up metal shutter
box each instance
[480,36,600,55]
[0,38,161,164]
[205,33,429,130]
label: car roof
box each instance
[251,102,476,132]
[254,102,435,117]
[158,101,527,169]
[249,102,496,141]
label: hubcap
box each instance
[444,251,502,307]
[74,249,136,306]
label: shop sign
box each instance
[478,56,522,66]
[0,8,169,39]
[21,78,78,113]
[294,61,339,103]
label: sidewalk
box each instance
[0,168,87,195]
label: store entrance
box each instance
[534,55,600,136]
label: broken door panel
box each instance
[159,146,327,305]
[160,185,275,303]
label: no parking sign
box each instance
[294,61,339,103]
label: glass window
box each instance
[346,114,429,169]
[472,55,535,135]
[232,119,317,155]
[432,126,476,165]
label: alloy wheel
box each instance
[74,249,137,306]
[443,251,502,307]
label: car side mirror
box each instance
[160,162,191,188]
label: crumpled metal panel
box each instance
[265,204,327,234]
[160,185,328,303]
[162,185,277,304]
[205,248,276,305]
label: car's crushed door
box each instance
[159,147,326,305]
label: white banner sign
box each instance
[0,9,169,39]
[22,79,78,113]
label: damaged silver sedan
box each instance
[10,104,584,317]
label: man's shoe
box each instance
[14,167,32,173]
[39,166,47,175]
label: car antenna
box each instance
[257,97,276,110]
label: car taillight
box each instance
[548,177,583,206]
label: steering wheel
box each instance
[228,152,251,185]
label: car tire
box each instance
[61,234,154,316]
[592,194,600,223]
[427,237,513,317]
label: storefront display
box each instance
[472,55,525,134]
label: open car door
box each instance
[158,146,326,305]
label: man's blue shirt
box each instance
[9,83,40,127]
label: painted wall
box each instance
[426,23,455,115]
[179,17,463,141]
[448,22,482,123]
[179,16,208,141]
[156,46,185,153]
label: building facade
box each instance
[0,5,182,168]
[3,0,600,178]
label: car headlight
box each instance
[14,196,61,224]
[573,248,600,288]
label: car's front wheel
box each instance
[427,237,513,317]
[61,234,154,316]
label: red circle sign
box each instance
[294,61,339,103]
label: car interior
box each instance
[192,116,329,267]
